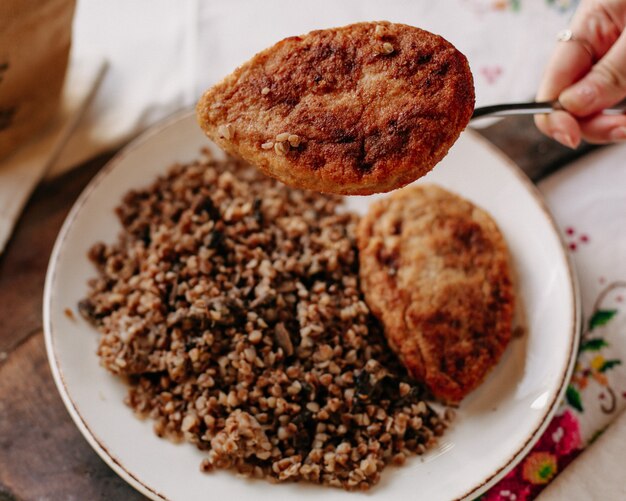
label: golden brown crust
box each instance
[357,184,514,404]
[196,22,475,195]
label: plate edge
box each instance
[42,110,198,501]
[458,131,582,501]
[42,115,582,501]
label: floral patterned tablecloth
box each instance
[40,0,626,498]
[483,141,626,500]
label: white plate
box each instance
[44,111,579,501]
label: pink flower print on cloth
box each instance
[564,226,590,252]
[480,65,504,85]
[481,410,582,500]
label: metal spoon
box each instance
[471,99,626,120]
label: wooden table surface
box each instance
[0,116,588,500]
[0,151,145,501]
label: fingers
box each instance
[535,0,625,146]
[535,35,592,105]
[535,97,626,146]
[536,34,594,103]
[534,110,582,148]
[567,1,623,62]
[536,0,619,103]
[578,112,626,142]
[535,39,589,148]
[559,29,626,116]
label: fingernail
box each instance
[609,126,626,141]
[553,132,578,149]
[560,85,595,109]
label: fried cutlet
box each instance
[357,184,514,404]
[196,22,474,195]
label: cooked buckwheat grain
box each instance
[79,149,450,490]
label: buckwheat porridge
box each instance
[79,150,452,491]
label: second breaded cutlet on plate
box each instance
[357,184,515,405]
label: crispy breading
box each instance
[357,185,514,404]
[196,22,474,195]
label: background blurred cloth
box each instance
[50,0,578,175]
[40,1,626,499]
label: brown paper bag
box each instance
[0,0,76,160]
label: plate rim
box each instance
[43,110,581,501]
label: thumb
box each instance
[559,30,626,117]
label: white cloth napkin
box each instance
[51,0,575,174]
[50,0,198,174]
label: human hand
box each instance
[535,0,626,148]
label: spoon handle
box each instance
[472,101,561,119]
[471,99,626,120]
